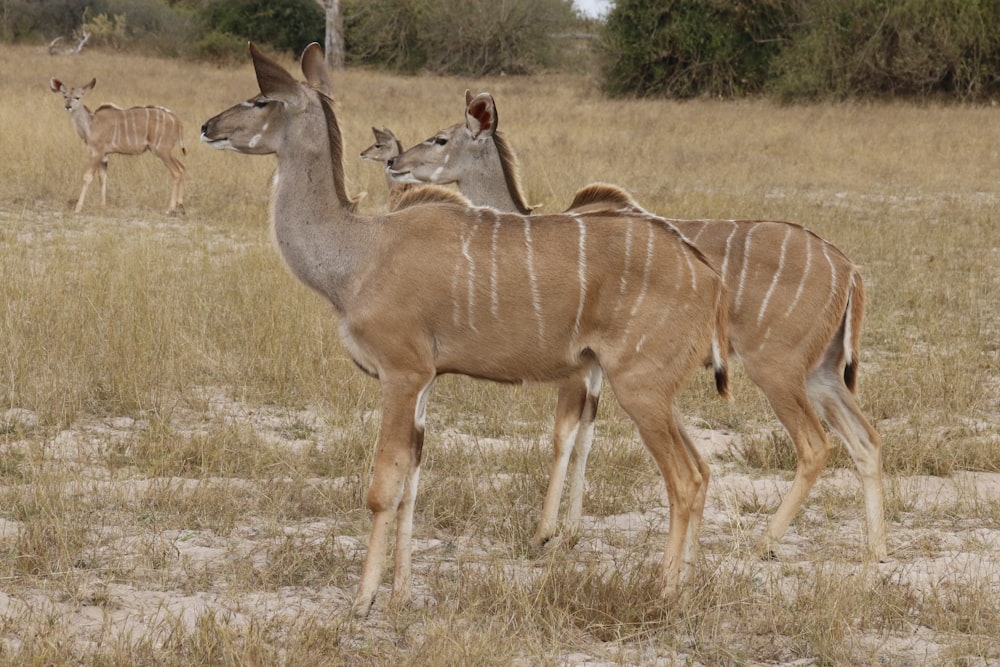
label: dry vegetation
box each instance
[0,42,998,665]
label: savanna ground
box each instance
[0,43,998,665]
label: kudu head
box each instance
[387,90,498,185]
[359,127,403,163]
[49,77,96,113]
[201,43,331,157]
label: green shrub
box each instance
[343,0,580,75]
[600,0,794,98]
[772,0,1000,101]
[197,0,324,55]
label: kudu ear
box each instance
[84,78,96,91]
[465,92,498,139]
[249,42,304,105]
[300,42,331,95]
[49,78,64,93]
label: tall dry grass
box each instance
[0,42,997,665]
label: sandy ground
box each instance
[2,395,998,665]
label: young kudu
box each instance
[389,91,887,561]
[359,127,415,210]
[201,43,730,617]
[50,78,186,214]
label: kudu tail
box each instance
[842,271,866,393]
[711,284,730,400]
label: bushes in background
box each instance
[342,0,580,76]
[601,0,792,98]
[602,0,1000,100]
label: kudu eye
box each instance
[433,137,448,146]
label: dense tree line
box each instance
[6,0,1000,100]
[602,0,1000,100]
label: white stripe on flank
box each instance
[625,221,656,334]
[719,221,739,282]
[843,274,856,367]
[614,218,635,317]
[682,245,698,292]
[461,217,480,331]
[821,243,838,316]
[784,230,811,318]
[523,218,544,340]
[573,217,587,339]
[758,225,792,325]
[489,211,500,319]
[688,219,709,244]
[734,224,756,311]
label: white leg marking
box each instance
[758,225,792,325]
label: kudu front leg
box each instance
[353,375,434,618]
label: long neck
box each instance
[456,135,531,214]
[271,98,373,312]
[70,104,93,143]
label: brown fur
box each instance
[202,42,730,618]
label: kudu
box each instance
[358,127,415,210]
[389,91,887,561]
[201,43,730,617]
[50,78,186,214]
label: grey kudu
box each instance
[201,43,731,617]
[388,91,887,561]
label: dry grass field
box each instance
[0,42,998,665]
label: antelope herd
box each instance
[52,42,884,617]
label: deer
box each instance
[201,43,731,618]
[388,90,887,562]
[359,127,416,210]
[49,78,186,215]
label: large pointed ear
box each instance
[250,42,302,103]
[49,78,64,93]
[300,42,330,94]
[84,78,96,91]
[465,92,497,139]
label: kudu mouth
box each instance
[199,120,230,149]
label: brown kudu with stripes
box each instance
[388,91,887,561]
[50,78,186,214]
[201,43,730,617]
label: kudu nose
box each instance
[386,157,395,168]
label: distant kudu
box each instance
[201,43,730,617]
[359,127,415,210]
[50,78,186,214]
[388,91,887,561]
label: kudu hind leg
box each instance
[752,375,834,558]
[533,363,601,547]
[676,406,710,565]
[161,152,185,214]
[605,370,703,596]
[807,368,887,560]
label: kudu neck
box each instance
[269,95,371,311]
